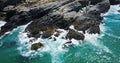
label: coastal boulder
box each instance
[66,29,85,40]
[31,42,43,50]
[87,25,100,34]
[42,27,57,38]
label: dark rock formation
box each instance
[66,29,85,40]
[109,0,120,5]
[42,27,57,38]
[25,0,82,38]
[87,25,100,34]
[0,12,6,20]
[0,0,112,41]
[0,4,57,36]
[73,0,110,34]
[31,42,43,50]
[0,0,22,11]
[78,0,120,5]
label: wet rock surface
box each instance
[0,0,117,41]
[66,29,85,40]
[31,42,43,50]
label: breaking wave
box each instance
[0,5,120,63]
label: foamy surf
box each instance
[18,29,70,63]
[17,23,112,59]
[14,4,120,63]
[103,5,120,16]
[0,21,6,30]
[17,15,113,59]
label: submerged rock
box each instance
[31,42,43,50]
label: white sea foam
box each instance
[0,21,6,30]
[84,23,112,53]
[103,5,120,16]
[84,33,100,46]
[69,25,83,33]
[17,4,120,62]
[83,24,105,46]
[18,22,112,58]
[18,29,69,63]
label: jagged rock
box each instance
[1,0,77,37]
[0,5,54,36]
[0,0,22,11]
[42,27,57,38]
[25,12,73,38]
[73,14,103,33]
[25,14,61,38]
[88,0,110,14]
[0,0,112,41]
[109,0,120,5]
[25,0,83,38]
[5,10,17,21]
[66,29,85,40]
[31,42,43,50]
[73,0,110,34]
[0,12,6,20]
[87,25,100,34]
[79,0,120,5]
[73,16,94,33]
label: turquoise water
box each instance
[0,6,120,63]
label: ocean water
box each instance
[0,5,120,63]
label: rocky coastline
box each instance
[0,0,120,50]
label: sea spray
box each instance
[17,23,112,63]
[18,29,70,63]
[17,19,112,58]
[102,5,120,16]
[0,21,6,30]
[0,22,31,48]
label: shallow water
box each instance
[0,5,120,63]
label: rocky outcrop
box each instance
[73,0,110,34]
[83,0,120,5]
[0,12,6,20]
[66,29,85,40]
[0,0,111,41]
[25,0,82,38]
[42,27,57,38]
[31,42,43,50]
[109,0,120,5]
[0,2,60,36]
[0,0,22,11]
